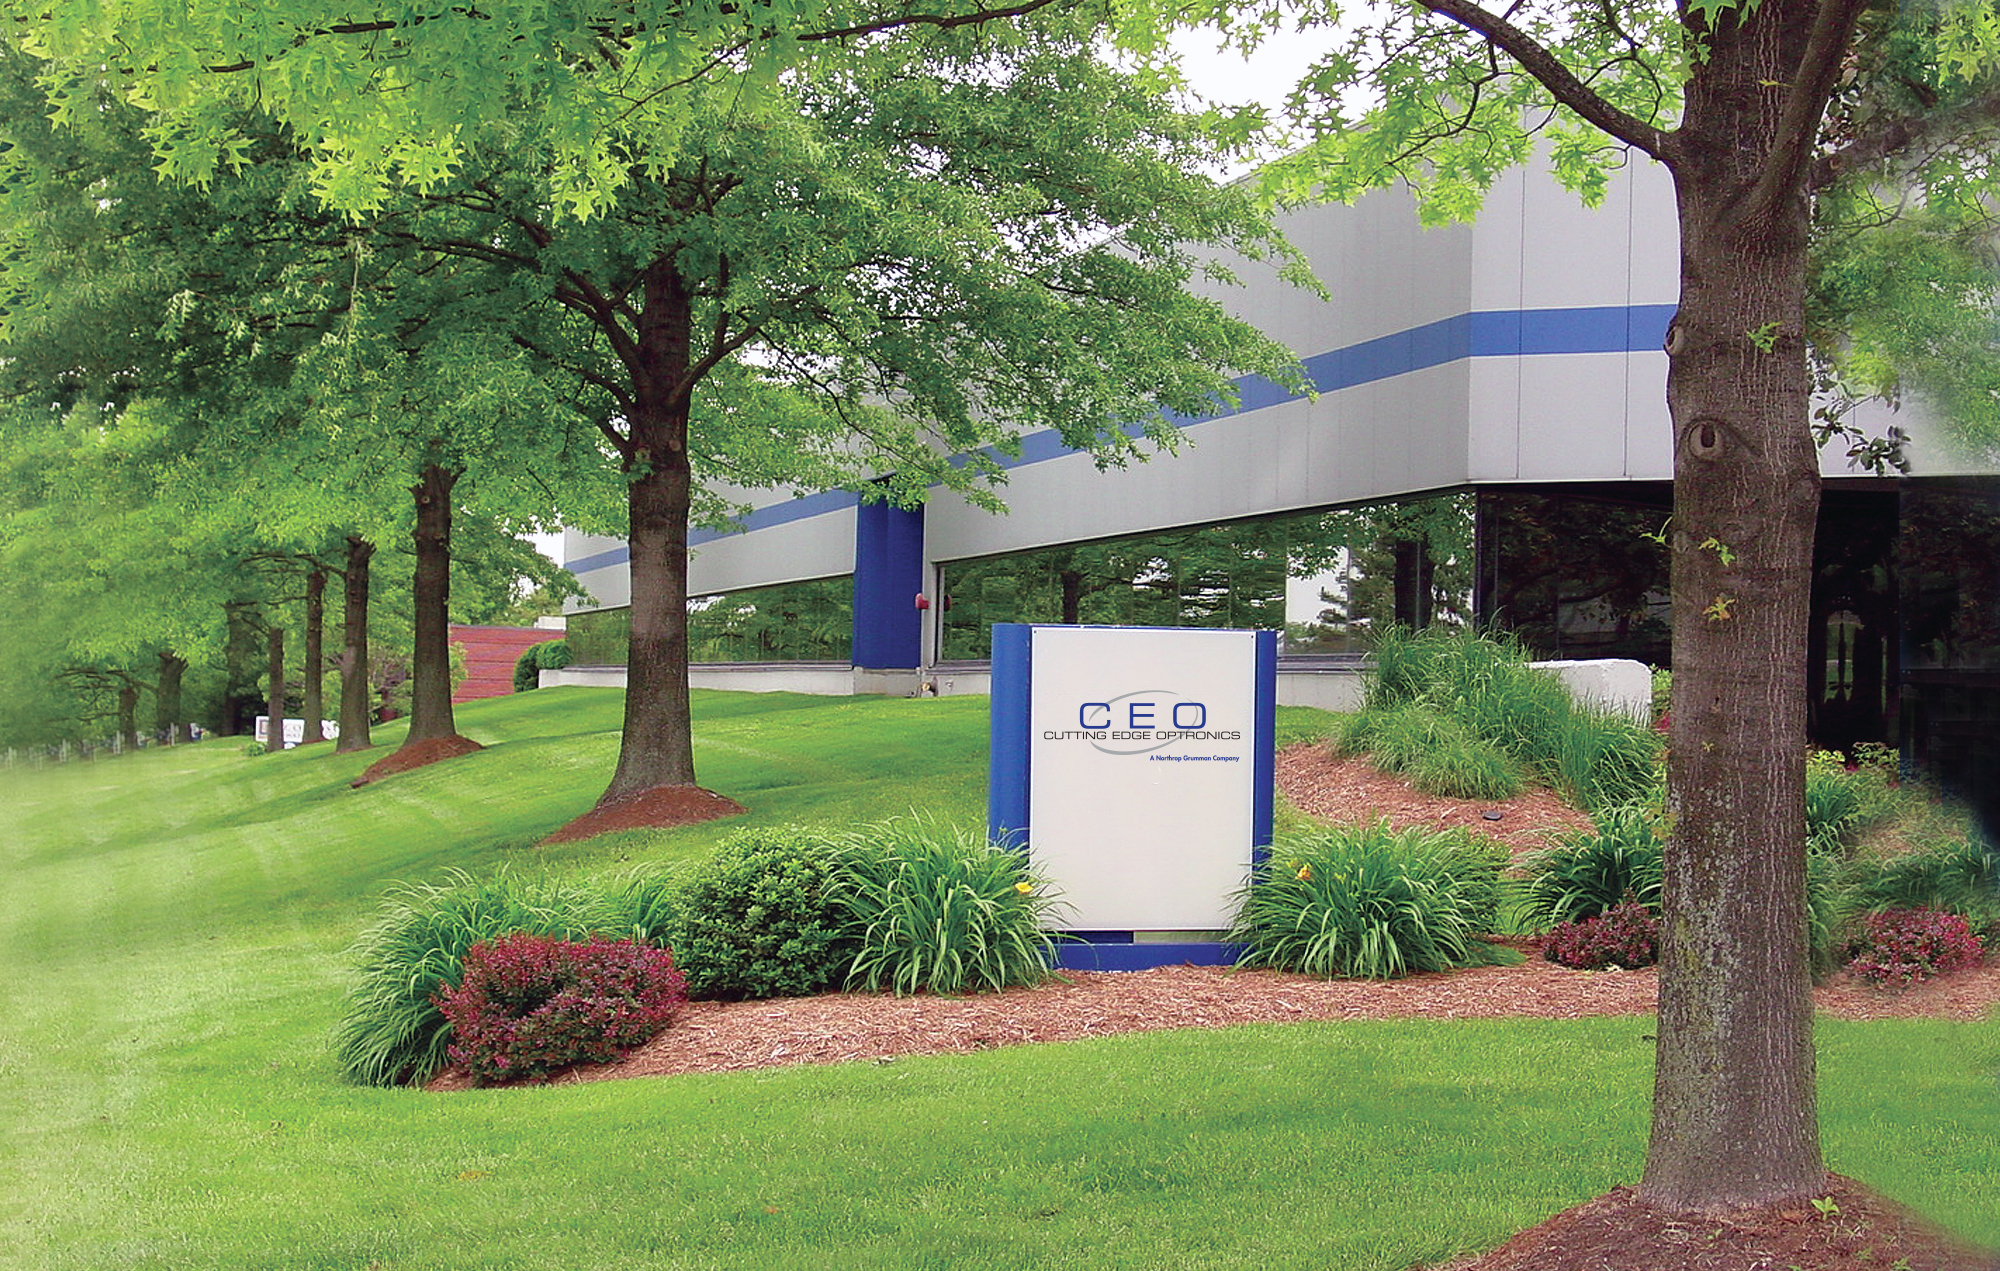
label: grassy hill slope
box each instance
[1,688,1993,1270]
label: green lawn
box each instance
[2,688,1994,1269]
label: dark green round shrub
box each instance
[512,639,574,693]
[663,825,854,1000]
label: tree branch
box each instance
[1415,0,1668,158]
[1743,0,1870,219]
[795,0,1065,43]
[1812,82,2000,191]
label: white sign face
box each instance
[1027,626,1258,930]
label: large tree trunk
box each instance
[155,651,187,744]
[400,463,464,747]
[600,442,698,801]
[335,535,375,754]
[300,566,327,745]
[598,263,700,805]
[1642,4,1826,1211]
[264,621,287,752]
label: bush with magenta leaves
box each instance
[436,934,686,1085]
[1542,900,1659,971]
[1845,908,1985,987]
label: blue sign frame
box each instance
[987,622,1277,969]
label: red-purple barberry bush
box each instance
[1542,899,1659,971]
[435,933,687,1085]
[1845,908,1985,987]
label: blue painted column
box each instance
[1253,627,1277,865]
[851,498,926,670]
[987,622,1033,849]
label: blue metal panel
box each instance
[1054,942,1246,971]
[852,499,924,669]
[987,622,1033,849]
[1253,628,1277,861]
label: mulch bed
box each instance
[350,733,484,787]
[1433,1174,1998,1271]
[540,784,747,843]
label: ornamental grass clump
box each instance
[1520,805,1665,929]
[436,934,686,1085]
[1847,834,2000,938]
[334,868,628,1087]
[1341,628,1662,814]
[835,817,1060,996]
[1230,820,1510,979]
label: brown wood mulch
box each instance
[350,733,484,787]
[1432,1174,1999,1271]
[1277,744,1594,854]
[539,784,747,844]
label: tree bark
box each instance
[1060,568,1084,624]
[264,620,287,751]
[300,566,327,745]
[1642,2,1827,1211]
[401,463,464,747]
[598,261,700,804]
[155,651,188,744]
[1392,537,1434,629]
[335,535,375,753]
[115,680,139,751]
[222,600,260,737]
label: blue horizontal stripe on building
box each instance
[565,303,1675,573]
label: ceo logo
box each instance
[1075,689,1224,755]
[1078,692,1208,732]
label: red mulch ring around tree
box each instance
[1428,1174,1997,1271]
[540,784,747,843]
[349,733,484,787]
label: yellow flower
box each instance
[1015,881,1034,894]
[1296,864,1313,882]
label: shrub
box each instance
[1339,703,1523,800]
[1650,667,1672,726]
[1847,835,2000,939]
[1543,900,1659,970]
[1805,750,1865,854]
[1344,628,1663,814]
[512,639,575,693]
[1231,820,1510,979]
[835,817,1059,996]
[1844,909,1985,987]
[333,868,626,1086]
[437,934,686,1084]
[1806,850,1852,978]
[1520,806,1665,928]
[661,825,853,1001]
